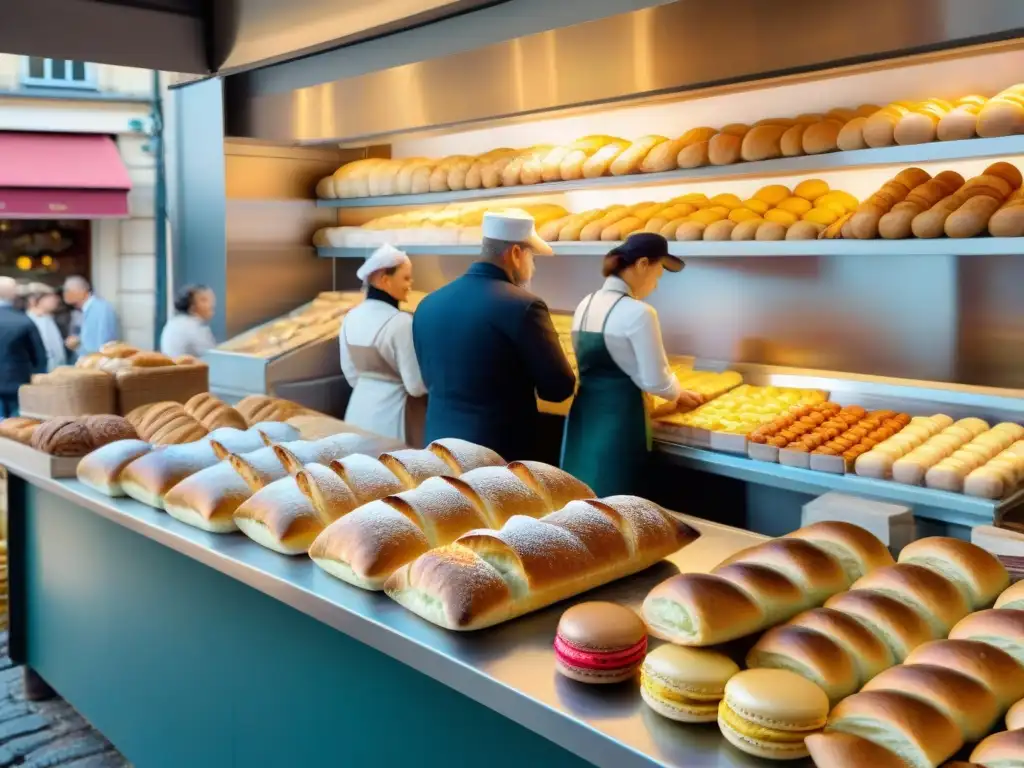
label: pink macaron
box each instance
[555,601,648,684]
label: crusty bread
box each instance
[30,419,94,457]
[234,395,305,426]
[234,463,360,555]
[385,496,700,630]
[897,536,1009,609]
[184,393,247,431]
[427,438,504,475]
[76,439,154,496]
[379,448,455,488]
[120,441,221,509]
[81,415,138,447]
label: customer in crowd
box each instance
[341,244,426,445]
[159,284,217,359]
[62,275,118,356]
[0,277,47,417]
[561,234,703,497]
[413,210,575,461]
[25,283,67,372]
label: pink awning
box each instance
[0,133,132,219]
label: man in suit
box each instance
[0,277,47,417]
[413,210,576,461]
[62,275,119,357]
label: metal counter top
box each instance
[3,463,773,768]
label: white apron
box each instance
[341,306,426,447]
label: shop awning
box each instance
[0,133,132,219]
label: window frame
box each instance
[20,57,97,90]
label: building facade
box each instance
[0,55,158,350]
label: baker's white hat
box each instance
[481,209,553,256]
[356,243,411,282]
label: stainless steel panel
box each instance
[233,0,1024,144]
[958,254,1024,388]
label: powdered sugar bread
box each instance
[164,461,254,532]
[385,496,700,630]
[328,454,405,504]
[273,432,374,474]
[76,439,153,496]
[508,460,595,510]
[205,427,269,459]
[379,448,454,488]
[228,444,296,491]
[446,466,549,528]
[120,441,221,509]
[427,438,505,474]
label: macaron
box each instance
[640,645,740,722]
[554,601,647,684]
[718,668,829,760]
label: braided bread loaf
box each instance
[745,537,1003,704]
[384,496,698,630]
[234,442,507,555]
[309,461,593,589]
[642,522,892,646]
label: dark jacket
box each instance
[0,304,47,396]
[412,262,576,461]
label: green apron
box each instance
[560,290,652,498]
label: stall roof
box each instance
[0,133,132,219]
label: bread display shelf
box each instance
[0,437,81,479]
[318,237,1024,259]
[316,135,1024,209]
[658,442,1024,524]
[9,466,767,768]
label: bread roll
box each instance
[708,131,744,165]
[234,395,305,426]
[949,609,1024,665]
[581,141,630,178]
[234,463,361,555]
[805,732,909,768]
[609,136,668,176]
[905,638,1024,711]
[745,624,859,704]
[988,186,1024,237]
[862,664,999,742]
[184,393,247,431]
[379,448,455,488]
[332,158,384,198]
[273,432,383,475]
[823,591,934,662]
[850,562,970,635]
[862,105,911,148]
[0,416,41,446]
[802,119,843,155]
[897,536,1009,609]
[978,90,1024,138]
[779,124,807,157]
[703,220,736,241]
[163,461,254,532]
[385,496,700,629]
[740,124,788,162]
[128,352,175,368]
[825,690,962,768]
[553,137,623,180]
[367,159,403,196]
[506,460,593,510]
[836,117,869,151]
[427,438,504,475]
[946,193,1005,238]
[81,415,138,447]
[121,441,221,509]
[878,172,964,239]
[996,580,1024,611]
[675,140,710,169]
[786,607,895,683]
[228,443,298,491]
[721,538,851,604]
[150,413,207,446]
[970,728,1024,766]
[76,439,154,496]
[754,221,787,240]
[713,563,805,624]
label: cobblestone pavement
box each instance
[0,633,128,768]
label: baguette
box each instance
[501,146,553,187]
[234,463,360,555]
[76,439,154,497]
[539,136,617,182]
[609,136,668,176]
[987,184,1024,237]
[385,496,700,629]
[878,171,964,239]
[581,141,630,178]
[643,523,888,646]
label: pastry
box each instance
[553,601,647,684]
[717,668,829,761]
[640,645,739,723]
[75,439,154,496]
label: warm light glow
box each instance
[15,256,32,271]
[41,255,53,267]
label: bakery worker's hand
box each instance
[674,390,705,413]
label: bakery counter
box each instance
[3,464,773,768]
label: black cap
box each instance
[608,232,684,272]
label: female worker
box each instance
[340,244,427,445]
[561,233,703,497]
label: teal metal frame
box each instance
[8,477,588,768]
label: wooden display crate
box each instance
[0,436,81,478]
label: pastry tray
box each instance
[652,423,748,454]
[0,436,81,478]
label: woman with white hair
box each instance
[340,244,426,445]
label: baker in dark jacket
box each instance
[0,277,47,418]
[412,210,576,461]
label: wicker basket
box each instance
[18,373,117,419]
[115,364,209,415]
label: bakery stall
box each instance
[4,1,1024,767]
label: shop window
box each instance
[21,57,95,89]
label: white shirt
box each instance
[159,313,217,359]
[29,313,66,372]
[571,276,681,401]
[340,298,425,397]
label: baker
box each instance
[413,210,575,461]
[561,233,704,497]
[340,244,427,446]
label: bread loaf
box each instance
[163,460,255,532]
[121,441,221,509]
[643,523,882,646]
[805,732,909,768]
[76,439,154,496]
[234,395,305,426]
[977,85,1024,137]
[878,171,964,239]
[950,608,1024,665]
[739,125,788,162]
[849,563,970,635]
[580,141,631,179]
[708,128,746,166]
[273,432,387,475]
[385,496,700,629]
[987,185,1024,237]
[905,638,1024,711]
[234,463,361,554]
[332,159,385,198]
[897,536,1009,609]
[395,159,434,195]
[311,463,591,591]
[970,728,1024,766]
[0,417,42,445]
[184,393,247,431]
[82,415,138,447]
[609,136,668,176]
[427,437,504,474]
[894,101,954,146]
[228,443,300,491]
[30,419,94,457]
[849,169,931,239]
[801,119,843,155]
[128,352,175,368]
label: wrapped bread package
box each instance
[642,522,892,646]
[311,464,592,590]
[385,496,699,630]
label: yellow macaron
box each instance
[640,645,740,723]
[718,669,829,760]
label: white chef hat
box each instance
[482,209,553,256]
[356,243,411,282]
